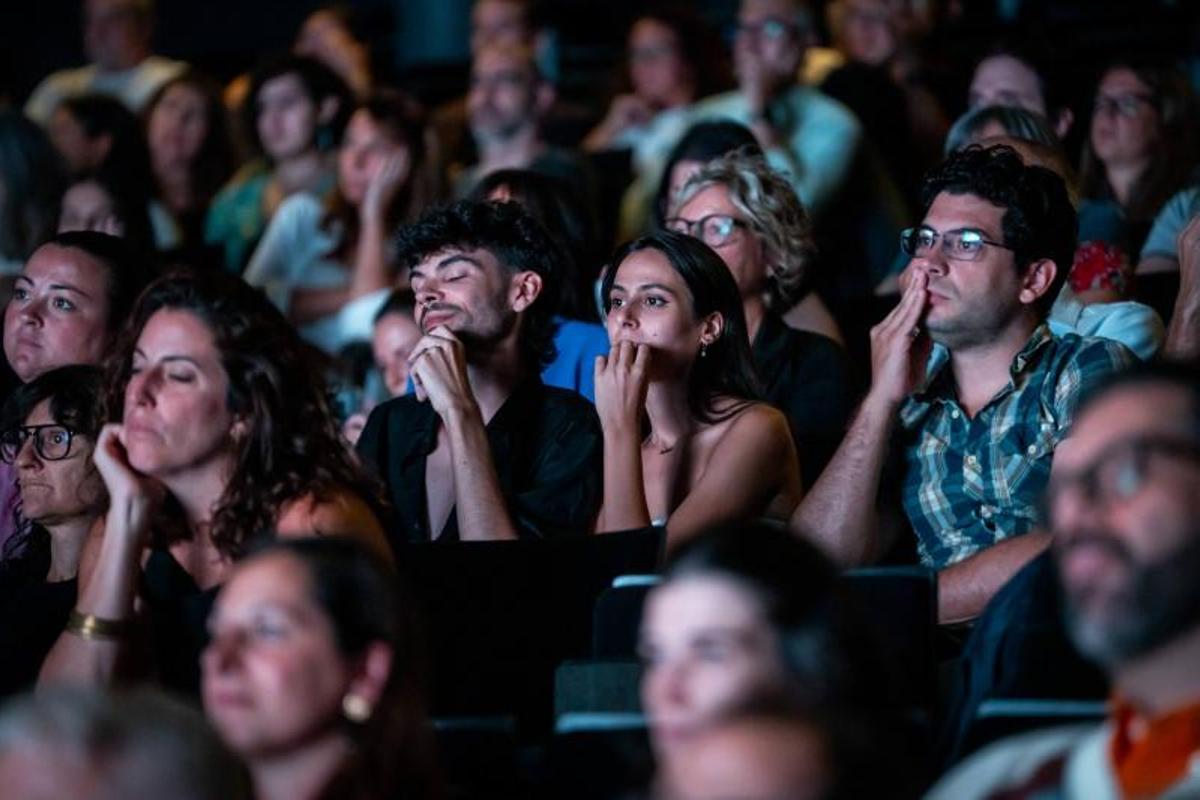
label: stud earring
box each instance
[342,693,372,723]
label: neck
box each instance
[743,295,767,343]
[1114,624,1200,718]
[155,163,193,212]
[274,151,328,195]
[43,517,93,582]
[250,733,352,800]
[464,336,526,423]
[1104,161,1149,208]
[158,457,234,532]
[477,125,542,173]
[97,47,149,74]
[644,378,694,449]
[947,316,1039,417]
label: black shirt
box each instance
[752,312,855,485]
[357,378,603,544]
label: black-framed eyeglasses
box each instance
[0,424,79,463]
[899,226,1013,262]
[1040,435,1200,523]
[733,17,800,42]
[665,214,749,248]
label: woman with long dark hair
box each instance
[39,270,389,696]
[203,538,438,800]
[593,231,801,548]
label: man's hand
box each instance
[594,341,650,437]
[408,326,479,420]
[868,269,932,410]
[1166,213,1200,358]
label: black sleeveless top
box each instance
[141,549,220,699]
[0,576,76,696]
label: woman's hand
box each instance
[360,152,410,225]
[594,340,650,436]
[93,424,163,542]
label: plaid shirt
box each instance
[898,324,1134,568]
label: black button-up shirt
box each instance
[357,378,603,545]
[752,312,855,484]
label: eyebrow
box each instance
[610,282,679,296]
[132,348,204,368]
[14,276,92,299]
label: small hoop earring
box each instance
[342,693,372,723]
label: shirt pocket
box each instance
[992,418,1058,508]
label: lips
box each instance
[420,308,458,330]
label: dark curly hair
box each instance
[920,144,1076,316]
[102,270,384,558]
[394,199,564,371]
[602,230,762,424]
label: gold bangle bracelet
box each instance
[66,610,132,640]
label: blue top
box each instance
[542,318,610,402]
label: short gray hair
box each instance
[0,687,246,800]
[671,149,818,311]
[944,104,1060,156]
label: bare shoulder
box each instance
[708,399,791,443]
[276,488,392,561]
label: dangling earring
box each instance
[342,693,372,723]
[700,342,708,358]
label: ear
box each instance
[534,82,556,116]
[229,415,251,444]
[1018,257,1058,307]
[509,270,544,313]
[1053,108,1074,140]
[699,311,724,348]
[344,641,394,713]
[317,96,341,126]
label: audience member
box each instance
[639,524,895,786]
[206,55,351,273]
[472,169,610,399]
[1138,183,1200,275]
[930,360,1200,799]
[1167,214,1200,360]
[244,90,430,353]
[293,6,374,99]
[38,270,389,696]
[642,0,861,226]
[645,120,761,234]
[943,104,1060,157]
[1078,61,1199,259]
[58,172,157,258]
[24,0,188,125]
[357,200,603,542]
[967,41,1073,140]
[144,71,236,253]
[455,42,593,200]
[203,538,438,800]
[371,288,421,400]
[793,145,1134,623]
[0,112,67,279]
[0,366,105,696]
[593,232,801,547]
[0,687,246,800]
[668,151,854,482]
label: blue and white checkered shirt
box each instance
[898,324,1134,568]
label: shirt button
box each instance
[966,454,978,468]
[980,506,992,518]
[1027,444,1038,455]
[950,409,960,420]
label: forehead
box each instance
[24,398,56,426]
[741,0,800,21]
[136,308,219,355]
[613,247,687,288]
[645,574,765,633]
[24,245,109,289]
[677,183,736,218]
[922,191,1006,234]
[414,246,503,274]
[631,18,678,44]
[473,48,534,78]
[218,553,313,614]
[973,56,1042,94]
[472,0,526,27]
[1061,384,1194,468]
[259,72,308,100]
[1099,68,1151,94]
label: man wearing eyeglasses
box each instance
[930,360,1200,798]
[793,144,1134,624]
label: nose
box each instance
[911,249,948,278]
[203,628,245,674]
[127,367,160,410]
[612,302,638,330]
[415,278,443,309]
[18,297,46,327]
[14,433,40,471]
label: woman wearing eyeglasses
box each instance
[0,365,105,696]
[593,231,801,550]
[666,150,854,484]
[1078,62,1199,265]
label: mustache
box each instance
[418,302,461,324]
[1054,529,1136,565]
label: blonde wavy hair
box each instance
[670,149,817,311]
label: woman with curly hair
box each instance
[667,151,854,483]
[39,270,389,696]
[593,231,801,549]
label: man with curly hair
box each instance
[792,145,1134,623]
[356,200,602,543]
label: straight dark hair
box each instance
[603,230,762,424]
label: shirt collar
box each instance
[912,323,1055,401]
